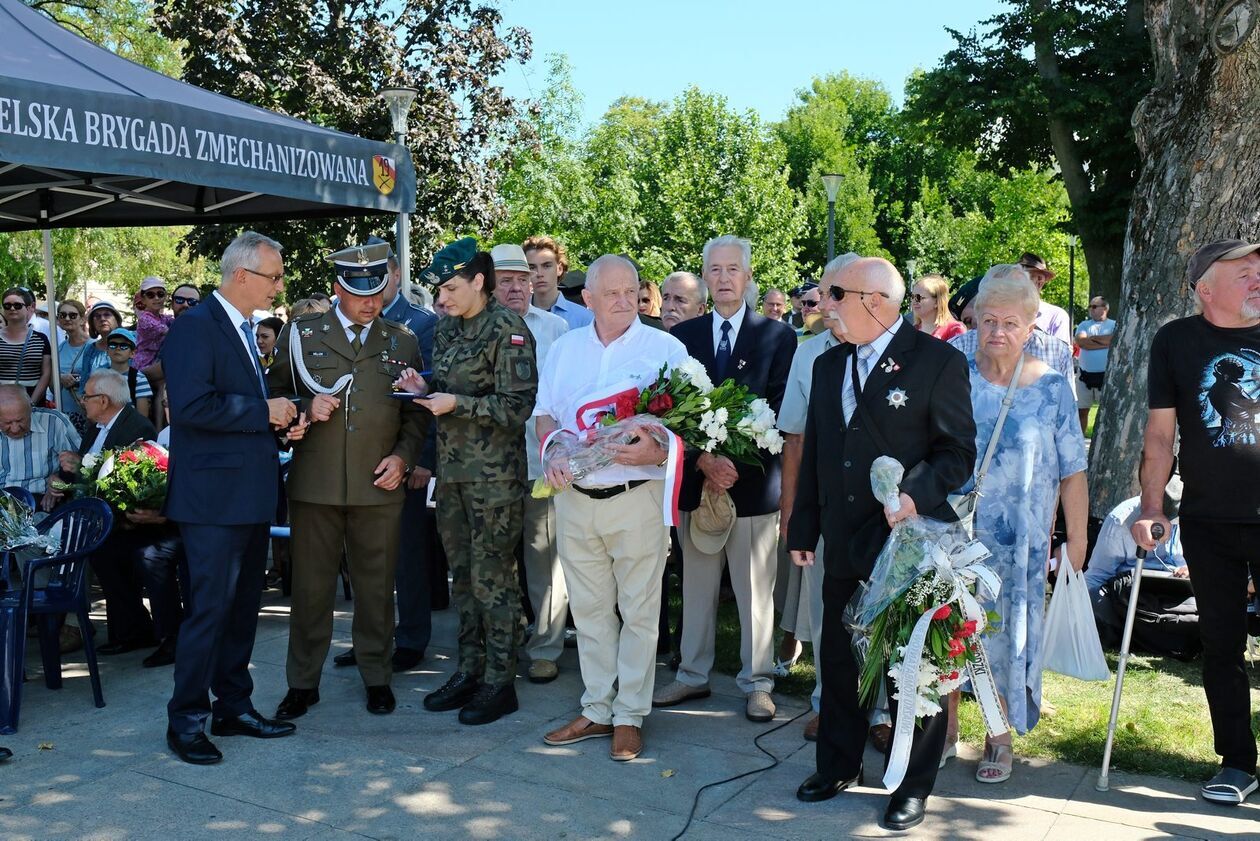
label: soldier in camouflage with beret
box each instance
[396,238,538,726]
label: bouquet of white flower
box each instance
[0,492,57,555]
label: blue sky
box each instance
[497,0,1011,128]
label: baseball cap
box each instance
[1186,239,1260,289]
[139,276,166,292]
[106,327,137,347]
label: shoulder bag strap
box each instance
[973,353,1023,495]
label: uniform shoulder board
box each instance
[383,319,414,336]
[292,311,324,324]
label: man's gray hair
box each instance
[220,231,283,285]
[820,252,862,282]
[663,271,708,305]
[86,369,130,407]
[702,235,752,275]
[743,279,759,309]
[586,254,639,293]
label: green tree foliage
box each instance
[156,0,532,300]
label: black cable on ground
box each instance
[669,707,813,840]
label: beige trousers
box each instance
[555,480,668,727]
[523,494,569,662]
[677,510,779,694]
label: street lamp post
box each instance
[1067,234,1079,327]
[906,259,918,284]
[381,86,419,299]
[821,173,844,263]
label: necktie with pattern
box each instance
[842,343,875,425]
[240,320,268,395]
[715,320,732,381]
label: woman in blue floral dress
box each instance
[951,266,1089,784]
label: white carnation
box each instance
[81,453,98,470]
[676,357,714,393]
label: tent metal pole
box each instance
[397,211,412,302]
[42,228,60,410]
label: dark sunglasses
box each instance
[828,286,889,302]
[2,302,27,311]
[800,299,821,309]
[141,289,167,299]
[171,295,199,306]
[57,311,81,319]
[911,293,933,303]
[106,341,135,351]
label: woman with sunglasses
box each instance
[55,300,92,427]
[909,274,966,341]
[0,286,51,404]
[81,301,121,383]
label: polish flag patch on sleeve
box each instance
[510,334,526,346]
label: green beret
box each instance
[419,237,478,287]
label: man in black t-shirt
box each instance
[1135,238,1260,806]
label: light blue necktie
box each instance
[240,320,268,395]
[842,344,875,425]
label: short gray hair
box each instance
[820,252,862,282]
[86,369,129,407]
[702,235,752,275]
[663,271,708,306]
[586,254,639,293]
[975,264,1039,322]
[743,279,759,309]
[220,231,283,285]
[0,384,29,411]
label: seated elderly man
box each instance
[0,384,79,510]
[60,371,179,664]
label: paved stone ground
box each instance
[1,590,1257,840]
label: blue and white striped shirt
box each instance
[1,408,81,494]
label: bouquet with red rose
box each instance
[58,440,169,513]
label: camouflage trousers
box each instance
[435,479,525,685]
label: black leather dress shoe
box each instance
[458,682,518,725]
[0,747,11,761]
[211,710,297,739]
[366,685,396,715]
[166,728,222,765]
[333,648,357,667]
[884,796,927,831]
[423,671,480,712]
[142,637,178,668]
[275,688,320,720]
[98,637,157,656]
[796,768,864,802]
[391,647,424,672]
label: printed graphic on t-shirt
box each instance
[1200,350,1260,447]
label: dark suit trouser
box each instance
[818,575,945,801]
[394,485,433,653]
[287,500,402,688]
[168,522,268,734]
[92,528,185,643]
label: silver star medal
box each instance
[886,388,909,409]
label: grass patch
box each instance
[1086,404,1099,438]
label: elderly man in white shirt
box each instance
[491,244,571,684]
[534,254,688,762]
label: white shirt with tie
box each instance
[842,316,902,425]
[710,302,748,356]
[333,305,374,347]
[213,291,258,363]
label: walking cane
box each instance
[1096,522,1165,792]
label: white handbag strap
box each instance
[973,353,1023,496]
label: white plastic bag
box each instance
[1040,549,1110,681]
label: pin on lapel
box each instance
[880,357,900,374]
[320,323,330,333]
[737,359,747,370]
[300,327,313,338]
[886,387,909,409]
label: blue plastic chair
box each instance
[0,498,113,734]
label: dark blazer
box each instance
[160,294,279,525]
[671,309,797,517]
[76,404,156,456]
[787,324,976,579]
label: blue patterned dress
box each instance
[958,354,1088,734]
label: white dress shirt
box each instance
[87,406,125,455]
[523,306,569,480]
[333,305,373,345]
[213,291,260,363]
[535,318,688,487]
[842,316,902,424]
[710,302,748,355]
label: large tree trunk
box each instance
[1089,0,1260,517]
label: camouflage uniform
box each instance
[431,299,537,685]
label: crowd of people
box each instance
[1,228,1257,833]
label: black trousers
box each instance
[817,575,946,800]
[1179,517,1260,774]
[168,522,268,734]
[395,484,433,652]
[90,526,185,643]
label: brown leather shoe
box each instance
[869,723,892,753]
[543,716,613,746]
[610,725,642,761]
[804,714,820,742]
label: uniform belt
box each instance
[572,480,647,500]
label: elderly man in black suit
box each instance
[653,236,797,723]
[788,258,976,831]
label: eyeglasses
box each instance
[81,392,108,403]
[242,267,285,284]
[2,302,27,311]
[171,295,199,306]
[141,289,167,300]
[828,286,889,302]
[106,342,134,351]
[911,293,933,303]
[800,299,821,309]
[57,311,80,320]
[1089,304,1106,309]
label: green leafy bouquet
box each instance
[59,441,169,512]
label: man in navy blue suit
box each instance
[161,231,304,764]
[653,236,797,724]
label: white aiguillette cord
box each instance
[289,325,354,427]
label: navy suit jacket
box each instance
[786,326,977,579]
[671,309,797,517]
[160,295,278,525]
[77,404,156,456]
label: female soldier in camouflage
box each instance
[399,238,538,725]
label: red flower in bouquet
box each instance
[614,393,638,420]
[932,605,952,621]
[119,450,140,464]
[947,638,966,657]
[92,440,170,512]
[647,393,674,416]
[954,619,979,639]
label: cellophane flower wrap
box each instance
[531,358,785,499]
[0,492,58,554]
[59,441,169,512]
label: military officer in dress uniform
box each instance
[267,240,430,718]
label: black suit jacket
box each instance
[77,404,157,456]
[671,309,797,516]
[787,325,976,579]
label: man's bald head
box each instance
[826,257,905,345]
[0,385,32,439]
[840,257,906,301]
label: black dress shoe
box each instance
[166,728,222,765]
[98,637,157,656]
[211,710,297,739]
[423,671,480,712]
[366,685,396,715]
[333,648,357,667]
[275,688,320,720]
[391,647,424,673]
[0,747,11,761]
[142,637,178,668]
[458,682,518,725]
[884,796,926,831]
[796,768,864,802]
